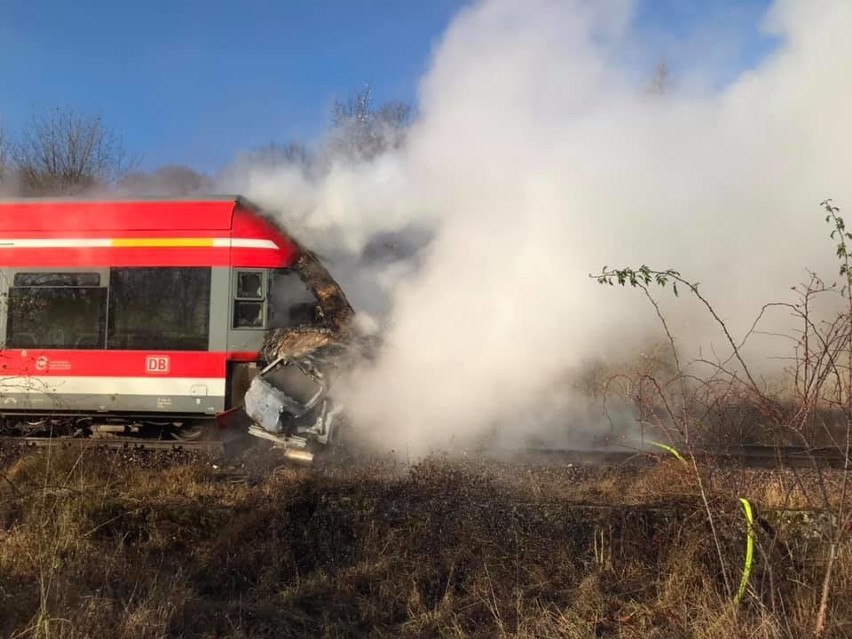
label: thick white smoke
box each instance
[224,0,852,455]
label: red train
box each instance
[0,196,340,441]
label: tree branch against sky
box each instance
[11,107,136,196]
[329,84,413,162]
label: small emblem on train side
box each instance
[145,356,170,374]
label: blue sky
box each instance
[0,0,776,173]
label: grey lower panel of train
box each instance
[0,392,225,416]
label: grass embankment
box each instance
[0,446,849,638]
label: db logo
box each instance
[145,356,170,374]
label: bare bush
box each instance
[11,107,135,196]
[595,199,852,636]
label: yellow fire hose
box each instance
[734,497,755,605]
[649,442,755,604]
[648,440,687,464]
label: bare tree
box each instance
[12,107,136,196]
[329,84,412,161]
[245,141,311,169]
[118,165,211,196]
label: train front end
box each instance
[219,201,360,460]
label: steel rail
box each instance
[0,435,227,454]
[1,436,849,468]
[480,445,851,468]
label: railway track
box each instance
[1,435,225,453]
[0,434,848,469]
[486,444,850,469]
[0,431,255,461]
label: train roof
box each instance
[0,195,263,232]
[0,195,300,268]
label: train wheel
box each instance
[172,423,205,441]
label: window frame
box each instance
[5,270,108,350]
[107,266,212,351]
[232,269,267,330]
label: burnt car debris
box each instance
[244,341,349,462]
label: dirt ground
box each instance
[0,442,850,638]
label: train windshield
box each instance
[267,269,321,329]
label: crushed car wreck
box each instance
[244,343,347,461]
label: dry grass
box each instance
[0,446,850,638]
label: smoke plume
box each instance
[224,0,852,455]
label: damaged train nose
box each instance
[213,243,374,462]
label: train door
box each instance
[226,268,267,352]
[224,268,267,409]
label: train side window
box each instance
[108,268,211,350]
[6,277,107,349]
[233,270,265,329]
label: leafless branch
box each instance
[11,106,137,196]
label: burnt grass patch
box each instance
[0,448,850,638]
